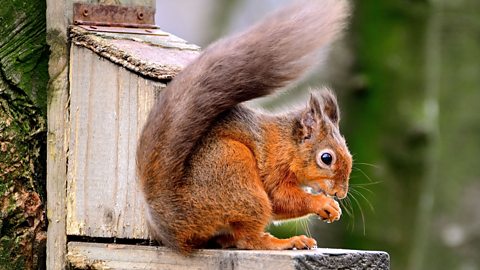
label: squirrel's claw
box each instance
[314,195,342,223]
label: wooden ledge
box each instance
[67,242,390,270]
[69,26,200,80]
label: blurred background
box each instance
[156,1,480,269]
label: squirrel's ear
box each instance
[319,88,340,125]
[299,93,323,140]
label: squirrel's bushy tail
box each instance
[137,0,350,251]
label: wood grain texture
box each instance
[47,1,157,268]
[70,26,200,80]
[46,0,69,267]
[67,242,390,270]
[67,46,163,239]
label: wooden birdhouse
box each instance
[65,9,199,242]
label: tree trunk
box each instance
[0,0,48,269]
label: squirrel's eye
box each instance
[316,149,335,168]
[321,153,333,165]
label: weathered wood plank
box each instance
[47,0,158,267]
[66,22,199,240]
[67,242,390,270]
[70,26,200,80]
[67,46,164,239]
[46,0,70,268]
[47,1,157,268]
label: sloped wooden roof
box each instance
[70,26,200,80]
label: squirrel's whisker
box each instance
[354,162,380,168]
[350,185,374,195]
[349,192,366,236]
[350,181,383,186]
[350,188,375,213]
[352,167,374,183]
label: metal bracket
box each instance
[73,3,157,29]
[76,25,168,36]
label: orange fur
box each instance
[137,0,352,253]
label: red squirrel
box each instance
[137,0,352,254]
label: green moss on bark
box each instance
[0,0,48,116]
[0,0,48,269]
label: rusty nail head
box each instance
[137,12,144,20]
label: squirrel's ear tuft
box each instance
[299,93,323,140]
[309,92,323,118]
[319,88,340,125]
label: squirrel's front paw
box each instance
[313,195,342,223]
